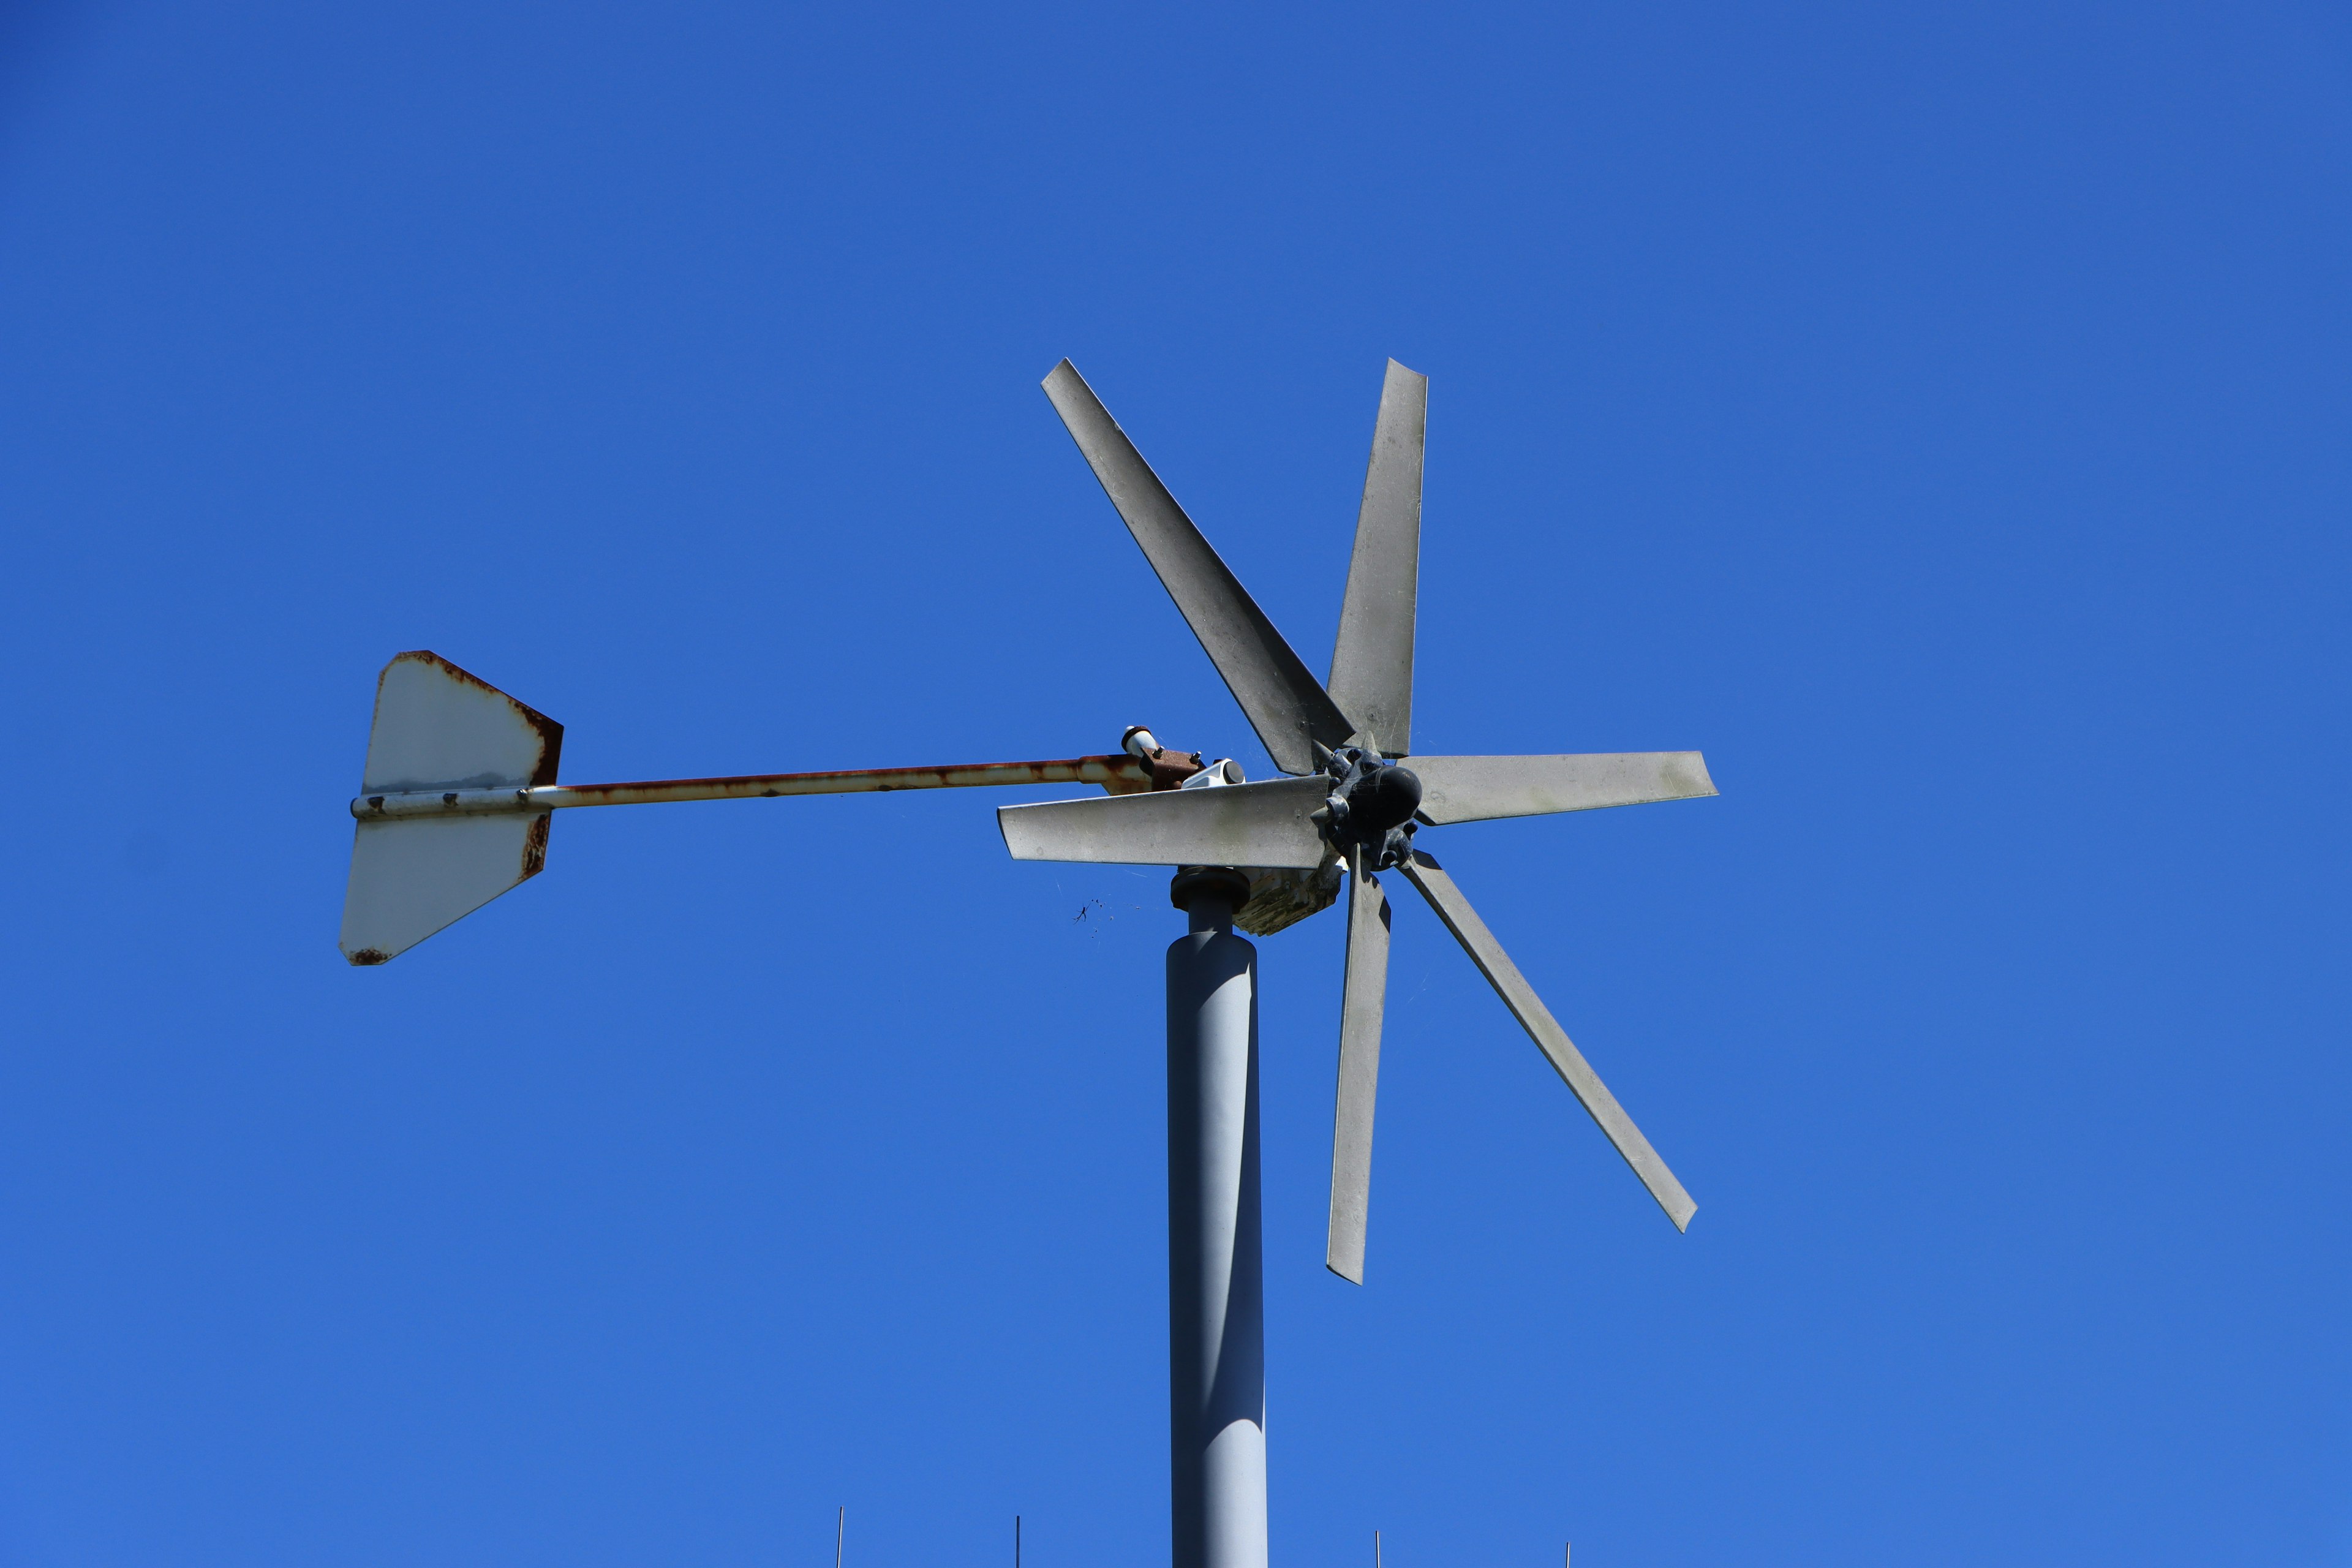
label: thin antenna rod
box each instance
[835,1507,844,1568]
[1016,1515,1022,1568]
[1374,1529,1382,1568]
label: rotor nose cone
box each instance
[1349,764,1423,835]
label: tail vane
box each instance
[339,653,562,965]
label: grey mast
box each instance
[1167,865,1267,1568]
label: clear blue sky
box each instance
[2,4,2346,1565]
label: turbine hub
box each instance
[1316,747,1422,870]
[1346,761,1422,833]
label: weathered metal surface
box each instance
[1325,863,1391,1284]
[997,776,1327,869]
[1410,752,1716,826]
[340,652,565,965]
[1118,727,1210,793]
[361,650,563,792]
[1147,746,1212,791]
[1041,360,1355,776]
[1328,360,1426,758]
[1397,850,1696,1231]
[353,754,1155,820]
[1231,861,1342,936]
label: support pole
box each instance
[1166,867,1267,1568]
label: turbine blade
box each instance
[1396,850,1696,1231]
[1327,863,1392,1284]
[997,777,1329,868]
[1411,752,1716,826]
[1041,361,1354,775]
[1329,360,1427,756]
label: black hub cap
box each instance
[1317,747,1422,871]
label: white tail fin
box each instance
[339,652,563,965]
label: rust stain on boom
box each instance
[351,753,1188,819]
[540,754,1155,805]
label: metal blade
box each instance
[1327,863,1391,1284]
[1041,361,1355,775]
[1329,360,1427,756]
[1396,850,1696,1231]
[997,776,1329,868]
[1411,752,1716,826]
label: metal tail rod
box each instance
[336,650,1202,967]
[353,756,1155,819]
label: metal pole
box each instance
[347,754,1164,820]
[1166,867,1267,1568]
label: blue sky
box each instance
[2,4,2347,1564]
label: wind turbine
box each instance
[333,357,1717,1568]
[996,360,1716,1568]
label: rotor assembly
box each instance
[1000,355,1720,1277]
